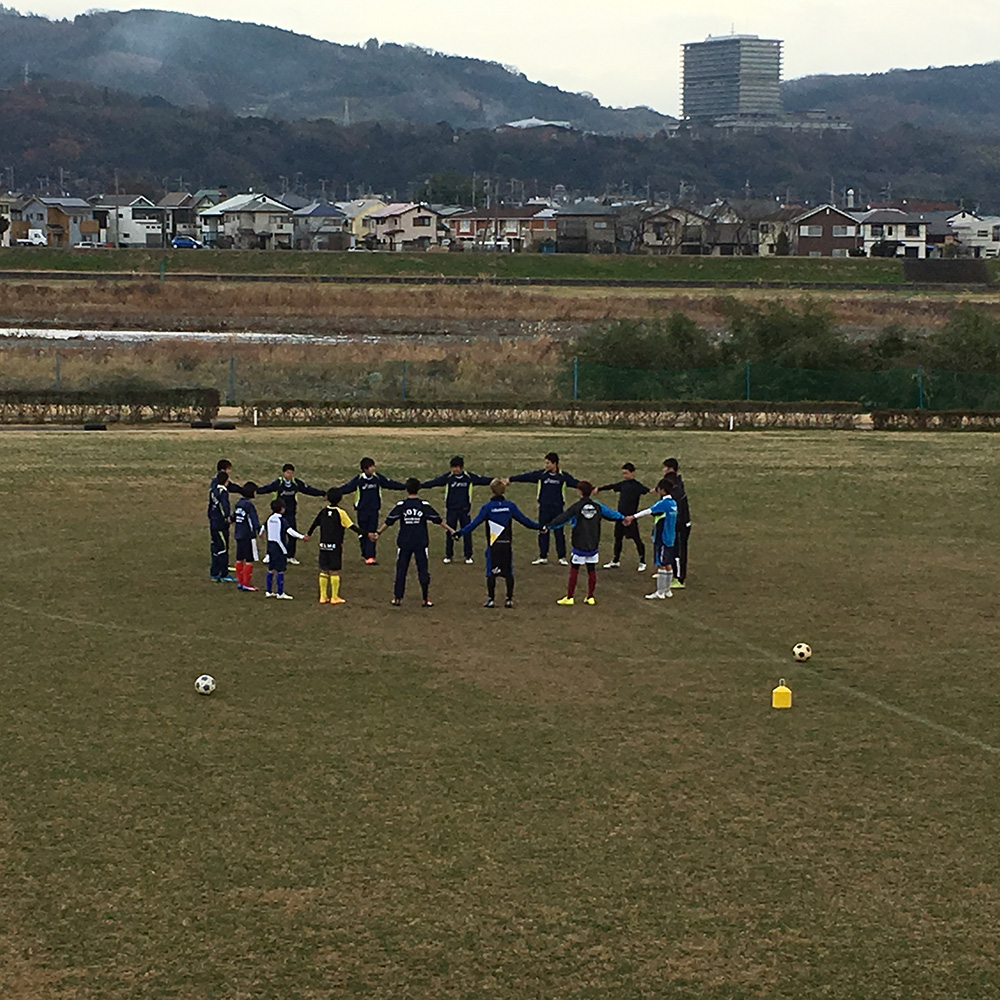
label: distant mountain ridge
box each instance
[783,62,1000,134]
[0,7,675,134]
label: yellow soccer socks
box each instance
[318,572,330,603]
[329,574,345,604]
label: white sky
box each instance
[28,0,1000,117]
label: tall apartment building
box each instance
[682,34,783,120]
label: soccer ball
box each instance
[792,643,812,662]
[195,674,216,695]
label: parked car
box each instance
[171,236,203,249]
[73,242,103,249]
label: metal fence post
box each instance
[159,258,167,283]
[573,356,579,400]
[745,359,751,401]
[402,360,407,400]
[917,365,925,409]
[228,356,235,405]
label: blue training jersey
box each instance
[643,496,678,547]
[458,497,540,549]
[508,468,579,509]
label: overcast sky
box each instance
[27,0,1000,116]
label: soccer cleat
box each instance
[556,596,575,606]
[241,584,258,592]
[465,558,474,565]
[422,599,434,608]
[265,591,275,598]
[483,598,496,608]
[637,562,647,572]
[603,561,620,569]
[558,558,569,566]
[365,557,377,565]
[287,557,301,565]
[531,557,548,565]
[319,596,329,604]
[584,596,596,605]
[329,596,347,605]
[671,579,686,589]
[442,558,452,564]
[504,598,514,608]
[219,574,237,583]
[276,592,294,600]
[390,597,401,606]
[644,591,666,600]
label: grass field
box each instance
[0,246,913,285]
[3,426,1000,999]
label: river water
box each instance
[0,327,371,344]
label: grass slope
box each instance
[2,427,1000,998]
[0,246,909,284]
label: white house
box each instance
[947,210,1000,258]
[88,194,163,247]
[851,208,927,258]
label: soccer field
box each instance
[3,426,1000,999]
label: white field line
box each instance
[679,609,1000,757]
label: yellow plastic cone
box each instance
[772,678,792,709]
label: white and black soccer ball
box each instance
[792,643,812,662]
[195,674,217,695]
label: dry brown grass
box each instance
[3,279,1000,333]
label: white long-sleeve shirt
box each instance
[266,512,306,553]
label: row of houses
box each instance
[2,189,999,258]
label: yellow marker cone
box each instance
[772,678,792,710]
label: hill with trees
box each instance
[0,6,673,135]
[783,62,1000,134]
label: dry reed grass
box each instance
[3,280,998,333]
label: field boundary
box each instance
[0,269,991,293]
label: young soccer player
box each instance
[506,452,579,565]
[233,481,263,592]
[265,499,308,600]
[626,478,679,600]
[454,478,540,608]
[543,481,624,606]
[421,455,493,564]
[663,457,691,588]
[211,458,243,495]
[339,457,407,565]
[306,488,363,605]
[371,478,451,607]
[257,464,326,565]
[598,462,650,571]
[207,469,237,583]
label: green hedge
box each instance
[0,387,219,424]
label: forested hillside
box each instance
[2,80,999,211]
[783,62,1000,134]
[0,7,673,135]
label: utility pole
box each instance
[319,178,328,202]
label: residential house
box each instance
[13,197,97,246]
[852,208,927,258]
[158,192,199,242]
[199,193,294,249]
[335,198,387,247]
[89,195,163,247]
[699,200,760,255]
[755,206,802,255]
[790,204,862,257]
[292,202,349,250]
[641,205,710,255]
[555,201,617,253]
[946,210,1000,258]
[449,204,556,251]
[365,203,445,250]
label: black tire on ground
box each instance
[83,423,107,431]
[213,422,237,431]
[190,420,213,429]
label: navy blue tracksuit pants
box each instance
[394,544,430,600]
[444,509,473,559]
[209,521,230,578]
[537,504,566,559]
[357,509,379,560]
